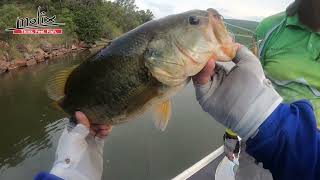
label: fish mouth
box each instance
[206,8,236,60]
[207,8,225,44]
[173,9,235,68]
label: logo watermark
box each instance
[5,6,65,35]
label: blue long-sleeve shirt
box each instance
[34,172,62,180]
[246,100,320,180]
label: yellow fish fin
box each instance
[49,101,68,115]
[46,65,78,101]
[153,99,172,131]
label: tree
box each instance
[73,4,103,43]
[0,4,21,32]
[115,0,137,11]
[137,9,154,23]
[34,0,52,11]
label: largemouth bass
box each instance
[47,9,236,130]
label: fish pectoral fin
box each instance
[153,99,172,131]
[46,65,78,101]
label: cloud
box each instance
[136,0,175,17]
[243,16,265,22]
[135,0,294,21]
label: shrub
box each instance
[0,4,21,32]
[72,5,103,43]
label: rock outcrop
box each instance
[0,39,110,74]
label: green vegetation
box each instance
[0,4,21,31]
[0,0,154,61]
[225,19,259,32]
[0,0,259,62]
[225,19,259,49]
[0,0,153,41]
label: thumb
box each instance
[75,111,90,129]
[192,59,216,85]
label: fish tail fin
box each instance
[153,99,172,131]
[46,66,77,101]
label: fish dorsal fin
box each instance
[46,65,78,101]
[153,99,172,131]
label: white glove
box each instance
[194,46,282,139]
[50,121,104,180]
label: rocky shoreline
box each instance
[0,41,107,75]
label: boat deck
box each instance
[173,146,225,180]
[188,154,224,180]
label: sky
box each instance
[135,0,294,21]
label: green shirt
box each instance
[256,12,320,125]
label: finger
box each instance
[227,156,234,161]
[75,111,90,129]
[96,129,112,139]
[91,124,112,135]
[200,59,216,76]
[225,152,234,161]
[94,124,112,131]
[90,129,97,136]
[232,45,257,64]
[90,126,100,135]
[91,124,112,133]
[235,43,243,51]
[192,59,216,85]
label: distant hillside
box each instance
[224,19,259,49]
[225,19,259,31]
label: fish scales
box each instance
[62,28,162,124]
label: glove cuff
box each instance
[50,165,88,180]
[235,82,283,140]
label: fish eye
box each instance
[188,16,200,25]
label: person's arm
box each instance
[193,46,282,139]
[35,112,112,180]
[246,100,320,180]
[193,46,320,179]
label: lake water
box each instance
[0,51,224,180]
